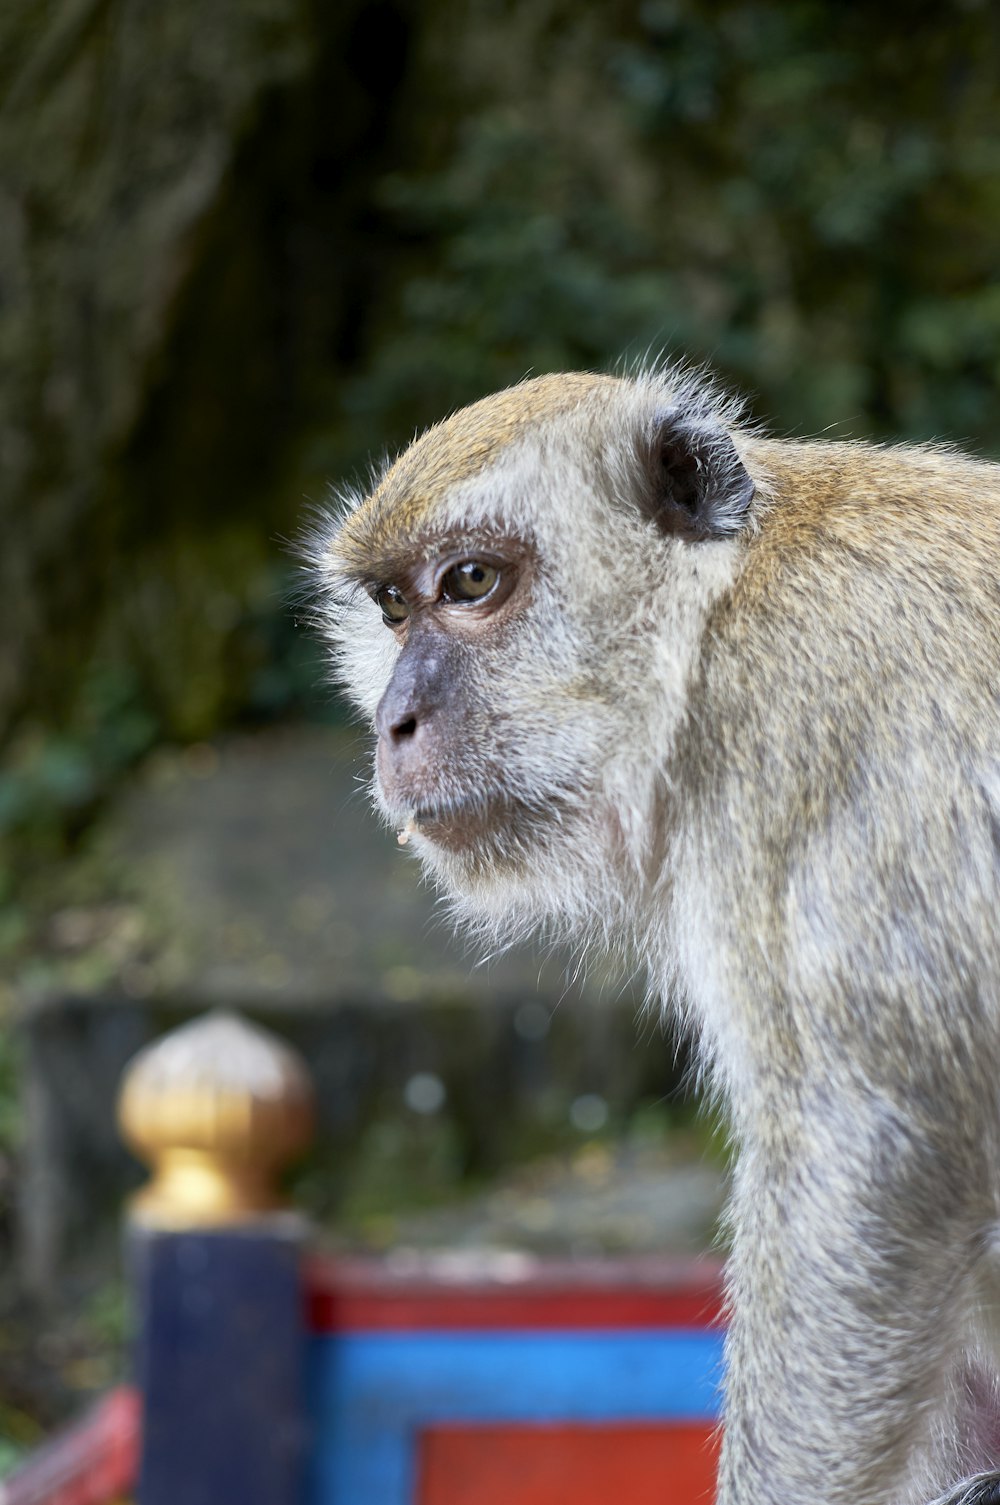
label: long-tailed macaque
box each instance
[312,366,1000,1505]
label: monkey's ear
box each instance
[644,410,755,540]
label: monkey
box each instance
[310,364,1000,1505]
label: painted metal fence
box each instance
[2,1012,723,1505]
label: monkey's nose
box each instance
[375,682,428,747]
[374,639,452,760]
[388,713,418,742]
[375,689,435,807]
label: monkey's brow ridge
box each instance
[333,372,626,567]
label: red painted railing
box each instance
[0,1389,140,1505]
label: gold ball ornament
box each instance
[117,1010,315,1227]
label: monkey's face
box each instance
[327,517,630,921]
[366,540,548,853]
[314,370,754,941]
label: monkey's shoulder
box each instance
[744,435,1000,539]
[729,436,1000,625]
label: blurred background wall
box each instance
[3,0,1000,1455]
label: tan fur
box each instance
[333,371,625,569]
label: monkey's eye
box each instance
[374,585,409,625]
[440,560,499,603]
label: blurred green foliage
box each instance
[0,561,332,910]
[7,0,1000,883]
[290,1089,719,1253]
[330,0,1000,455]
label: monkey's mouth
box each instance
[401,796,502,851]
[383,770,572,859]
[389,783,558,856]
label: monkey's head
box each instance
[313,369,757,947]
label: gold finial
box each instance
[117,1010,315,1228]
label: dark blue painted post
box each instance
[118,1011,316,1505]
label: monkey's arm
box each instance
[686,476,1000,1499]
[717,1074,988,1505]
